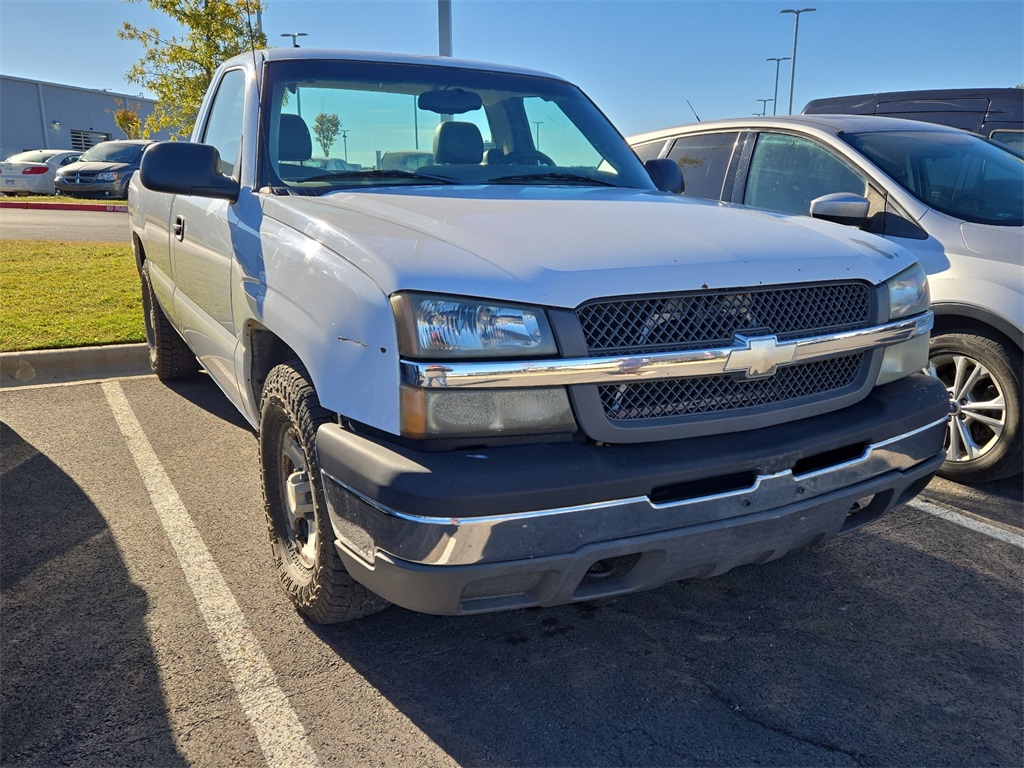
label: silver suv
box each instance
[631,115,1023,484]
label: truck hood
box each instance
[262,186,917,306]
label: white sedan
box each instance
[1,149,80,195]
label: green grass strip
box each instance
[0,240,144,352]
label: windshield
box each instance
[260,59,654,192]
[78,143,145,164]
[840,130,1023,226]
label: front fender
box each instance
[249,220,402,434]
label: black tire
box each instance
[927,331,1023,484]
[141,261,199,380]
[259,362,389,624]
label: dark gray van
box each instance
[803,88,1023,151]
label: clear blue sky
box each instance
[1,0,1021,135]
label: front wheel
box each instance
[260,362,389,624]
[927,331,1022,484]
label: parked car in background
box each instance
[631,115,1023,484]
[310,156,361,172]
[802,88,1024,152]
[379,149,433,171]
[1,149,80,195]
[55,140,152,199]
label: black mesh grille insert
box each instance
[599,353,864,421]
[576,283,871,356]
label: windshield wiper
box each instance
[299,169,457,184]
[491,172,621,187]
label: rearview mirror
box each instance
[810,192,870,228]
[418,89,482,115]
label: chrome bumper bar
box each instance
[399,312,933,389]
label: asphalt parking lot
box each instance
[1,371,1021,768]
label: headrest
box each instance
[279,114,312,162]
[432,121,484,164]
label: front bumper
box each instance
[318,374,949,615]
[55,178,125,198]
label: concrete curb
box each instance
[1,344,151,388]
[0,201,128,213]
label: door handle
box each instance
[173,215,185,241]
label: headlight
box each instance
[96,171,119,181]
[886,264,929,319]
[392,293,557,359]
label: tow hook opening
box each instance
[578,553,644,591]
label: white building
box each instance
[0,75,170,159]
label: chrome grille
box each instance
[600,353,864,421]
[576,283,871,356]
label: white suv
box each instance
[632,115,1023,484]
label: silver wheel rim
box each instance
[928,352,1006,464]
[281,427,318,568]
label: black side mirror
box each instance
[645,158,684,194]
[140,142,239,202]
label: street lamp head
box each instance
[766,56,791,63]
[780,8,816,14]
[281,32,308,47]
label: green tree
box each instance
[111,98,143,139]
[119,0,267,139]
[313,113,341,158]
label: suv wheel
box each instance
[927,331,1022,484]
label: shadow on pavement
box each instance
[310,524,1022,767]
[0,422,187,767]
[163,374,254,432]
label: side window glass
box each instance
[666,132,740,201]
[745,133,867,215]
[202,69,246,177]
[989,129,1024,153]
[632,140,666,163]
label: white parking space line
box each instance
[908,498,1024,549]
[101,381,321,768]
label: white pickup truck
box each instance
[130,49,949,623]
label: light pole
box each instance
[280,33,308,116]
[340,129,349,162]
[780,8,815,114]
[766,56,790,116]
[438,0,452,56]
[533,121,543,149]
[757,99,774,117]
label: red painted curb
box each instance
[0,201,128,213]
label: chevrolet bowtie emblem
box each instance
[724,334,797,378]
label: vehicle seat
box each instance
[433,121,484,165]
[278,114,320,180]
